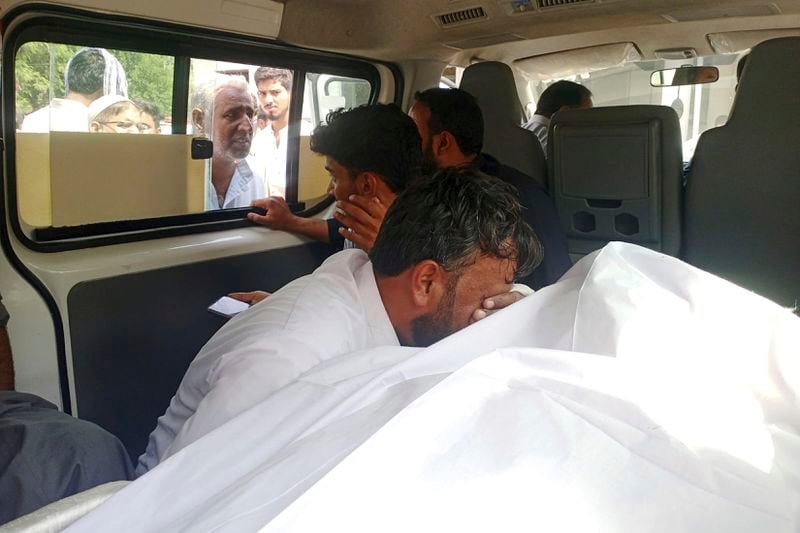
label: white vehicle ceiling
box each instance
[276,0,800,64]
[3,1,800,68]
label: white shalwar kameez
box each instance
[70,243,800,533]
[136,249,399,475]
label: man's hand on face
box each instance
[228,291,271,305]
[470,289,529,323]
[248,196,295,230]
[333,195,388,254]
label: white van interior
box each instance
[0,0,798,528]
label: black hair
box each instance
[310,104,422,194]
[370,167,542,278]
[736,53,750,84]
[132,99,162,124]
[413,88,484,156]
[535,80,593,118]
[254,67,293,92]
[66,48,106,95]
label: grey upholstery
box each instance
[549,105,683,259]
[0,481,129,532]
[460,61,548,187]
[684,37,800,307]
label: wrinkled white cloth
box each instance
[19,99,90,133]
[136,249,398,475]
[71,243,800,532]
[205,159,266,210]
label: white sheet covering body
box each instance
[136,249,399,474]
[70,243,800,532]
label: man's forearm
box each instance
[0,328,15,390]
[286,216,330,244]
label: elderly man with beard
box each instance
[137,167,540,474]
[192,75,265,210]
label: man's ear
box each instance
[191,108,205,133]
[89,121,102,133]
[355,171,380,197]
[432,131,450,157]
[410,260,446,308]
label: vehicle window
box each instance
[9,29,380,245]
[15,43,179,230]
[297,72,372,209]
[527,53,742,161]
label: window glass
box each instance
[297,72,372,208]
[14,43,185,230]
[188,60,296,209]
[526,53,742,162]
[12,39,377,238]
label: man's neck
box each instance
[211,157,238,200]
[64,92,95,107]
[374,274,415,346]
[271,117,288,138]
[437,151,477,169]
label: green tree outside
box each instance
[15,42,174,122]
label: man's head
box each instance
[191,76,255,161]
[370,167,542,347]
[310,104,422,203]
[132,99,161,134]
[736,52,750,92]
[253,67,292,123]
[535,80,593,118]
[65,48,128,102]
[88,95,143,134]
[409,88,484,171]
[257,110,268,130]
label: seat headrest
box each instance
[729,37,800,128]
[460,61,524,126]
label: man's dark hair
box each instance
[66,48,106,95]
[254,67,293,91]
[370,167,542,278]
[133,99,161,124]
[310,104,422,194]
[736,52,750,85]
[535,80,593,118]
[413,88,484,156]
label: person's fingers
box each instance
[228,291,255,303]
[228,291,270,304]
[470,308,489,324]
[335,200,376,227]
[346,195,387,218]
[338,226,374,252]
[247,212,268,224]
[482,290,525,310]
[332,209,371,235]
[248,291,271,304]
[250,198,269,209]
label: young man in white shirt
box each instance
[247,67,298,197]
[137,167,540,474]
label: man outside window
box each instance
[247,67,305,197]
[191,75,265,210]
[20,47,128,133]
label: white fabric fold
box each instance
[68,243,800,532]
